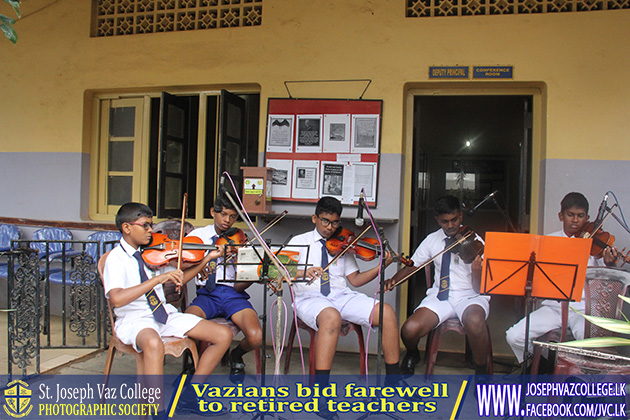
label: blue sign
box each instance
[429,66,469,79]
[473,66,514,79]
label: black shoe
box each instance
[229,356,246,384]
[400,352,421,377]
[175,396,228,417]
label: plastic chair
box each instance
[283,317,366,377]
[30,227,76,260]
[48,230,122,285]
[0,223,20,252]
[423,263,493,375]
[553,267,630,375]
[0,223,20,278]
[98,251,199,381]
[85,230,122,262]
[153,220,195,240]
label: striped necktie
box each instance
[133,251,168,324]
[437,237,451,301]
[319,239,330,296]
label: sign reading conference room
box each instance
[429,66,513,79]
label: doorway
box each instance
[408,94,533,360]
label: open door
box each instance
[156,92,197,218]
[217,89,247,197]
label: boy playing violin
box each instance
[184,194,263,383]
[385,195,489,377]
[505,192,618,369]
[103,202,232,418]
[288,197,404,419]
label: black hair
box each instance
[213,193,236,213]
[115,202,153,232]
[315,196,342,217]
[434,195,461,216]
[560,192,589,213]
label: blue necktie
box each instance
[203,234,220,293]
[437,237,451,301]
[133,251,168,324]
[319,239,330,296]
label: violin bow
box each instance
[223,210,289,265]
[222,190,293,287]
[220,174,292,376]
[389,231,473,290]
[175,193,188,292]
[583,203,618,239]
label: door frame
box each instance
[399,81,547,318]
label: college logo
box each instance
[321,272,329,282]
[149,295,159,306]
[208,261,216,273]
[3,379,33,418]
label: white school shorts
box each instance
[294,287,378,331]
[115,310,203,352]
[416,289,490,326]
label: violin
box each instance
[142,233,217,267]
[215,227,248,252]
[577,222,630,266]
[448,226,484,264]
[326,227,381,261]
[577,222,615,259]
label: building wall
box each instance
[1,1,628,223]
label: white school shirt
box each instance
[410,227,484,300]
[187,224,236,287]
[288,228,360,297]
[103,238,176,321]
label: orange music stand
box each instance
[481,232,591,372]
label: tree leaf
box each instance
[0,14,15,25]
[4,0,21,19]
[0,20,17,44]
[580,313,630,334]
[619,294,630,306]
[559,337,630,348]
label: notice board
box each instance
[264,98,382,205]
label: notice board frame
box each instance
[264,98,382,206]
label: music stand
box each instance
[220,242,309,420]
[481,232,591,373]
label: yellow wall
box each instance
[1,0,628,159]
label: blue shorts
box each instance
[190,284,253,320]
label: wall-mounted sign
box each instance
[429,66,469,79]
[473,66,513,79]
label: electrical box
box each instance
[241,166,274,214]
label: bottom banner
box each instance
[1,374,628,419]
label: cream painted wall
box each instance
[1,1,629,160]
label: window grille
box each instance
[93,0,262,37]
[406,0,628,17]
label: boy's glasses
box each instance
[317,216,342,228]
[128,222,155,230]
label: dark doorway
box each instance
[408,95,532,359]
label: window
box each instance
[90,89,260,222]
